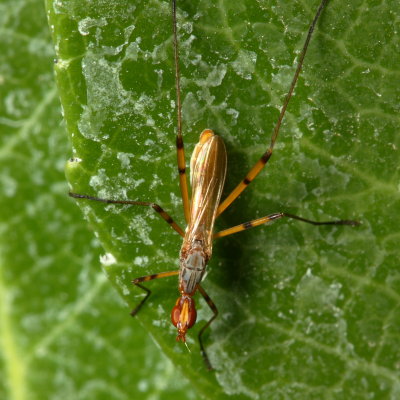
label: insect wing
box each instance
[187,132,227,252]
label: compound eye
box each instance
[171,305,181,327]
[186,301,197,328]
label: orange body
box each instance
[171,129,227,341]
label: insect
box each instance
[69,0,359,370]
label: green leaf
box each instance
[47,0,400,398]
[0,0,194,399]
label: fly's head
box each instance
[171,295,197,342]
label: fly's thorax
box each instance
[179,239,208,295]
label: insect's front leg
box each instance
[130,271,179,316]
[197,284,218,371]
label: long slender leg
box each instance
[214,211,360,239]
[197,284,218,371]
[131,270,179,316]
[69,192,185,237]
[216,0,329,217]
[172,0,190,223]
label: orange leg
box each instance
[172,0,190,223]
[69,192,185,237]
[131,271,179,316]
[216,0,329,217]
[214,211,360,239]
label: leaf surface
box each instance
[0,0,193,398]
[47,0,400,398]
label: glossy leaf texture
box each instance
[47,0,400,398]
[0,0,193,399]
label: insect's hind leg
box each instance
[214,212,360,239]
[216,0,330,217]
[172,0,191,223]
[131,271,179,316]
[197,284,218,371]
